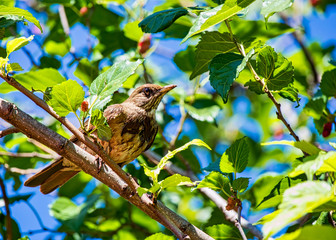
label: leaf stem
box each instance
[225,20,301,142]
[0,175,12,240]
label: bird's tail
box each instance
[24,159,80,194]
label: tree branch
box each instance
[0,152,54,159]
[0,176,12,240]
[280,13,319,84]
[0,98,214,240]
[0,127,19,138]
[0,73,137,193]
[3,164,39,175]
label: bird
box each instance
[24,84,176,194]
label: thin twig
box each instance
[0,152,54,159]
[235,219,247,240]
[27,139,59,158]
[169,106,187,148]
[328,211,336,228]
[225,20,301,142]
[3,163,39,175]
[280,13,319,84]
[142,61,152,83]
[58,5,70,36]
[0,176,12,240]
[21,47,39,68]
[25,200,50,231]
[235,206,247,240]
[0,127,19,138]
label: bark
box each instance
[0,98,213,240]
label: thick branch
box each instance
[0,176,12,240]
[0,74,136,192]
[0,98,213,240]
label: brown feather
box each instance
[40,170,79,194]
[24,159,64,187]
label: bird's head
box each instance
[126,84,176,111]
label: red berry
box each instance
[138,35,151,55]
[81,101,89,112]
[322,122,332,137]
[310,0,321,6]
[80,6,88,16]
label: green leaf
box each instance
[232,177,249,192]
[91,109,105,127]
[39,56,61,69]
[277,225,336,240]
[49,80,85,117]
[124,21,143,42]
[139,8,188,33]
[220,137,249,173]
[289,151,336,180]
[6,62,23,72]
[261,140,321,156]
[50,195,99,232]
[0,14,24,28]
[244,80,263,94]
[261,181,336,238]
[190,31,236,79]
[219,153,236,173]
[44,38,71,57]
[184,104,220,123]
[0,5,42,32]
[160,174,193,189]
[0,68,66,93]
[197,172,231,197]
[304,97,327,119]
[209,53,243,103]
[145,233,174,240]
[261,0,294,23]
[137,187,149,197]
[174,45,196,72]
[89,59,142,111]
[256,46,294,90]
[74,58,98,87]
[6,35,34,56]
[157,139,211,172]
[243,173,283,209]
[257,176,303,209]
[182,0,256,43]
[279,85,300,107]
[224,19,295,42]
[205,224,242,240]
[320,68,336,97]
[97,125,112,141]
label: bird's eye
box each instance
[143,87,151,97]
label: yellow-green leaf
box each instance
[6,35,34,56]
[0,5,42,32]
[261,140,321,155]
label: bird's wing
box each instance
[103,104,126,125]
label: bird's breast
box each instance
[106,115,158,165]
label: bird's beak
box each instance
[159,84,177,95]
